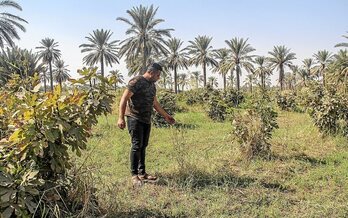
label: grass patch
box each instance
[77,103,348,217]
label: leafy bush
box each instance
[302,83,348,137]
[276,90,297,111]
[207,94,228,122]
[299,82,324,115]
[152,90,177,127]
[184,89,205,105]
[0,68,114,217]
[231,91,278,159]
[222,88,244,108]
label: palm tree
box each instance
[213,48,229,90]
[253,56,272,89]
[313,50,333,87]
[187,35,217,87]
[190,71,201,89]
[222,37,255,91]
[117,4,173,74]
[244,73,255,93]
[0,46,44,85]
[227,74,235,88]
[165,38,189,93]
[268,45,296,91]
[0,0,27,48]
[289,65,299,89]
[36,38,61,91]
[284,72,295,90]
[335,32,348,48]
[53,60,70,88]
[208,76,218,88]
[79,29,119,78]
[178,73,189,91]
[297,68,309,87]
[302,58,316,80]
[332,49,348,93]
[109,69,124,91]
[40,66,48,92]
[159,72,173,90]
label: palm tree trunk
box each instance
[49,61,53,91]
[279,65,284,91]
[43,72,47,92]
[203,61,207,87]
[142,38,147,74]
[100,56,104,78]
[59,79,62,88]
[344,73,347,94]
[163,75,166,89]
[223,74,226,91]
[322,66,326,87]
[236,65,240,91]
[230,69,234,89]
[174,67,178,94]
[261,74,265,89]
[115,83,117,91]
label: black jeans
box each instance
[127,116,151,176]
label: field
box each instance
[79,97,348,218]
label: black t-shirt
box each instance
[125,76,156,124]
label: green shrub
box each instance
[231,91,278,159]
[206,94,228,122]
[152,90,177,127]
[184,89,205,105]
[303,83,348,137]
[222,88,244,108]
[276,90,297,111]
[300,82,324,115]
[0,67,113,217]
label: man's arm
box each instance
[153,96,175,125]
[117,89,133,129]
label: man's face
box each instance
[150,70,161,82]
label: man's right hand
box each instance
[118,118,126,129]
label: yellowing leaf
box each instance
[32,83,41,93]
[9,129,22,142]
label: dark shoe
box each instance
[131,175,143,187]
[138,173,157,181]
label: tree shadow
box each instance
[271,152,328,166]
[156,169,293,193]
[107,208,188,218]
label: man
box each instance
[117,63,175,186]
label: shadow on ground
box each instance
[106,208,188,218]
[156,168,293,193]
[271,152,328,166]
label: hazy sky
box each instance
[15,0,348,86]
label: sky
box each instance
[14,0,348,87]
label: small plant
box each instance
[303,84,347,136]
[276,90,297,111]
[231,91,278,159]
[152,90,177,127]
[223,88,244,108]
[206,94,228,122]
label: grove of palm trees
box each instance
[1,1,348,217]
